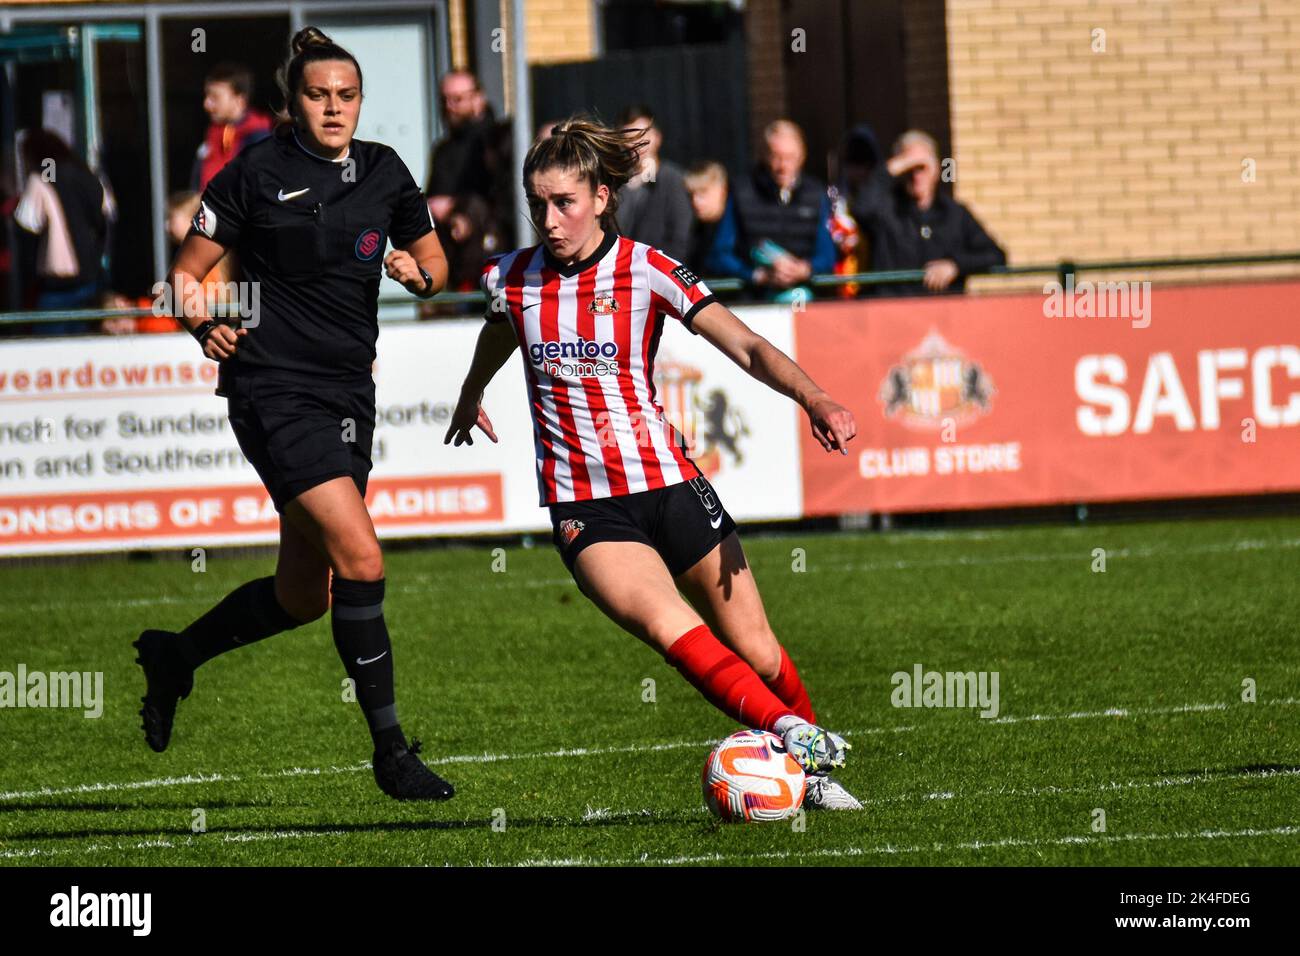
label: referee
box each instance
[135,27,454,801]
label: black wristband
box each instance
[190,319,219,344]
[418,266,434,296]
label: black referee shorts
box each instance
[224,372,376,513]
[548,474,738,580]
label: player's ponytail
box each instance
[273,26,364,132]
[523,115,648,233]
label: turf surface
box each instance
[1,515,1297,866]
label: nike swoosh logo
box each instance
[709,515,723,529]
[356,651,388,665]
[277,187,311,201]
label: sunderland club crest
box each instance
[654,355,749,478]
[878,330,995,430]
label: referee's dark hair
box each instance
[273,26,364,129]
[523,115,647,232]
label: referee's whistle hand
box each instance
[384,249,428,293]
[202,325,246,362]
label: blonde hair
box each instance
[522,115,647,232]
[684,160,727,192]
[763,119,806,153]
[892,129,939,159]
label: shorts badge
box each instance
[559,518,585,547]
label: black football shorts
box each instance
[548,474,738,580]
[224,371,375,513]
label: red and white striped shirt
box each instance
[481,231,717,505]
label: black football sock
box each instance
[330,576,406,753]
[175,576,305,670]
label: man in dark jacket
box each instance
[426,71,499,225]
[712,119,835,298]
[851,129,1005,297]
[614,105,693,263]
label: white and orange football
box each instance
[702,729,807,822]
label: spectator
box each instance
[712,119,835,302]
[426,71,512,288]
[826,125,884,299]
[683,160,729,277]
[14,129,116,333]
[426,71,498,226]
[192,62,273,191]
[850,129,1005,296]
[613,104,693,263]
[421,191,504,319]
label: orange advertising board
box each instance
[796,281,1300,514]
[0,474,504,553]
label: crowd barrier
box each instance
[0,281,1296,555]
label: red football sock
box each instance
[663,624,794,732]
[765,645,817,724]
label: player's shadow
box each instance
[1,809,703,844]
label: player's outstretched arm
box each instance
[691,300,857,455]
[444,319,519,446]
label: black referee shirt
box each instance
[191,128,434,381]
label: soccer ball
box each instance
[702,729,806,822]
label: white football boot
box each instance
[803,774,863,810]
[781,722,850,775]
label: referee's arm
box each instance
[383,230,448,299]
[169,234,245,361]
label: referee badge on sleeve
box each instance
[671,264,700,288]
[193,201,218,239]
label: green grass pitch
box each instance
[1,515,1296,866]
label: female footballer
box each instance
[445,117,862,809]
[135,27,454,801]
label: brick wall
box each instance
[946,0,1300,288]
[524,0,596,65]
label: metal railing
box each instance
[2,250,1299,328]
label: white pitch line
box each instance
[0,828,346,861]
[988,697,1299,725]
[1,698,1294,804]
[0,772,232,802]
[514,825,1300,867]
